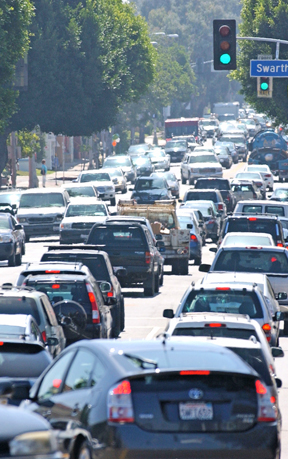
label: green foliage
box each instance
[0,0,34,133]
[231,0,288,124]
[16,128,41,158]
[10,0,155,136]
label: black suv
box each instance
[24,273,113,343]
[219,215,286,247]
[87,222,163,296]
[40,247,125,336]
[194,178,236,212]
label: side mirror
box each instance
[15,224,23,230]
[275,377,282,388]
[271,347,284,358]
[46,337,59,346]
[275,292,287,301]
[178,199,183,203]
[186,224,192,229]
[129,187,134,191]
[209,247,217,253]
[114,268,127,278]
[163,309,174,319]
[273,311,286,321]
[199,264,211,273]
[98,281,112,293]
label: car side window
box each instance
[37,351,75,401]
[62,349,96,392]
[40,299,52,326]
[41,296,58,326]
[267,279,276,299]
[30,321,39,341]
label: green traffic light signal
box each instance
[213,19,236,71]
[260,81,269,91]
[220,54,231,65]
[260,77,269,92]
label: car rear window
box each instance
[229,348,271,386]
[172,327,258,340]
[88,226,146,247]
[0,297,40,324]
[241,205,284,216]
[196,180,229,190]
[214,249,288,274]
[225,219,278,242]
[0,343,50,377]
[25,281,89,306]
[186,191,217,202]
[181,290,263,318]
[231,184,253,192]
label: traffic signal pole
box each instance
[236,36,288,60]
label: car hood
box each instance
[189,162,221,169]
[18,207,65,216]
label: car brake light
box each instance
[145,251,152,264]
[0,342,3,346]
[180,370,210,375]
[53,379,62,389]
[190,234,198,241]
[248,217,257,221]
[215,287,230,290]
[245,246,263,250]
[277,243,283,247]
[262,323,272,342]
[256,379,277,422]
[204,323,226,328]
[52,284,60,289]
[264,174,271,177]
[218,203,223,211]
[45,270,60,274]
[42,331,47,342]
[86,283,100,324]
[108,380,134,423]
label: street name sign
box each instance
[251,59,288,77]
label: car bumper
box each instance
[102,423,279,459]
[98,193,115,201]
[190,172,223,180]
[60,230,90,243]
[22,224,60,238]
[0,243,14,260]
[116,266,153,287]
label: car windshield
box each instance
[181,289,263,318]
[128,145,149,153]
[166,141,186,148]
[20,193,64,208]
[196,180,229,190]
[65,186,95,198]
[135,178,166,190]
[26,281,89,306]
[104,157,131,167]
[188,155,217,163]
[182,205,212,217]
[241,205,284,216]
[236,173,261,180]
[221,137,245,144]
[66,204,107,217]
[0,193,21,204]
[229,348,271,386]
[0,325,26,336]
[80,173,110,182]
[88,225,146,247]
[186,191,217,202]
[0,297,40,324]
[247,166,268,172]
[173,327,258,341]
[0,343,49,378]
[201,120,218,127]
[223,235,273,246]
[214,249,288,273]
[231,184,253,192]
[133,157,150,166]
[178,216,193,229]
[0,218,10,229]
[149,151,165,158]
[274,189,288,199]
[226,219,278,242]
[163,173,176,181]
[41,253,110,281]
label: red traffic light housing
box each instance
[213,19,237,71]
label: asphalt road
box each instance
[2,148,288,455]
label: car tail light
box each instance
[207,220,215,225]
[277,243,283,247]
[264,174,271,178]
[256,379,277,422]
[52,284,60,289]
[245,246,263,249]
[190,234,198,241]
[42,331,47,343]
[205,323,226,328]
[145,251,152,264]
[45,270,60,274]
[180,370,210,375]
[86,283,100,324]
[216,287,230,291]
[107,286,114,298]
[218,203,224,211]
[248,217,257,221]
[262,323,272,342]
[108,380,134,423]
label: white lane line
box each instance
[145,327,160,340]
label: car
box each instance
[181,188,227,219]
[62,182,99,199]
[20,338,280,459]
[0,212,25,266]
[146,148,170,171]
[235,171,266,198]
[76,170,116,205]
[245,164,274,190]
[218,214,286,247]
[213,146,233,169]
[199,245,288,333]
[199,118,219,137]
[234,200,288,219]
[102,155,136,183]
[165,139,188,162]
[192,208,208,245]
[0,313,45,344]
[156,171,180,198]
[59,197,109,244]
[99,168,127,193]
[128,143,151,156]
[180,152,223,185]
[214,140,239,163]
[194,178,236,212]
[131,155,155,176]
[0,405,60,457]
[176,209,202,265]
[130,175,173,204]
[217,134,248,161]
[16,188,70,242]
[0,284,65,357]
[181,200,221,244]
[270,185,288,201]
[163,281,282,346]
[87,221,163,296]
[24,273,113,342]
[40,247,125,334]
[230,180,262,202]
[0,189,22,212]
[220,232,275,247]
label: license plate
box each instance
[179,402,213,420]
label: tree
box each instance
[231,0,288,125]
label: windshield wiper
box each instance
[123,353,158,369]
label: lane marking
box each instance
[145,327,160,340]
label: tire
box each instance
[283,320,288,335]
[181,173,186,185]
[8,250,16,267]
[243,156,247,162]
[144,273,155,297]
[154,270,159,293]
[122,187,127,194]
[25,235,30,242]
[188,174,194,186]
[194,255,202,266]
[15,252,22,266]
[211,237,218,244]
[159,268,164,286]
[120,295,125,332]
[110,197,116,206]
[172,259,189,275]
[279,177,284,183]
[77,440,92,459]
[21,242,25,255]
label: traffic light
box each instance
[213,19,236,71]
[260,77,269,91]
[257,76,273,98]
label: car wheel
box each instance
[279,177,284,183]
[159,268,164,286]
[154,270,159,293]
[110,197,116,206]
[15,251,22,266]
[144,273,155,297]
[181,173,186,185]
[25,235,30,242]
[120,295,125,332]
[77,440,92,459]
[194,255,202,266]
[283,320,288,335]
[122,187,127,194]
[188,174,194,186]
[8,250,16,267]
[21,242,25,255]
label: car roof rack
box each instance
[46,245,102,252]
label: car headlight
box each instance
[9,430,58,456]
[60,222,72,229]
[17,217,26,223]
[0,235,13,243]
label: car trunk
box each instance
[130,372,258,433]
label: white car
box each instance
[245,164,274,190]
[180,152,223,185]
[101,167,127,193]
[62,183,99,199]
[235,171,266,198]
[220,232,274,248]
[76,170,116,205]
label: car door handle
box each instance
[71,404,79,417]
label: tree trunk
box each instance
[0,131,9,189]
[139,125,145,144]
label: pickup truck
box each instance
[117,200,190,275]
